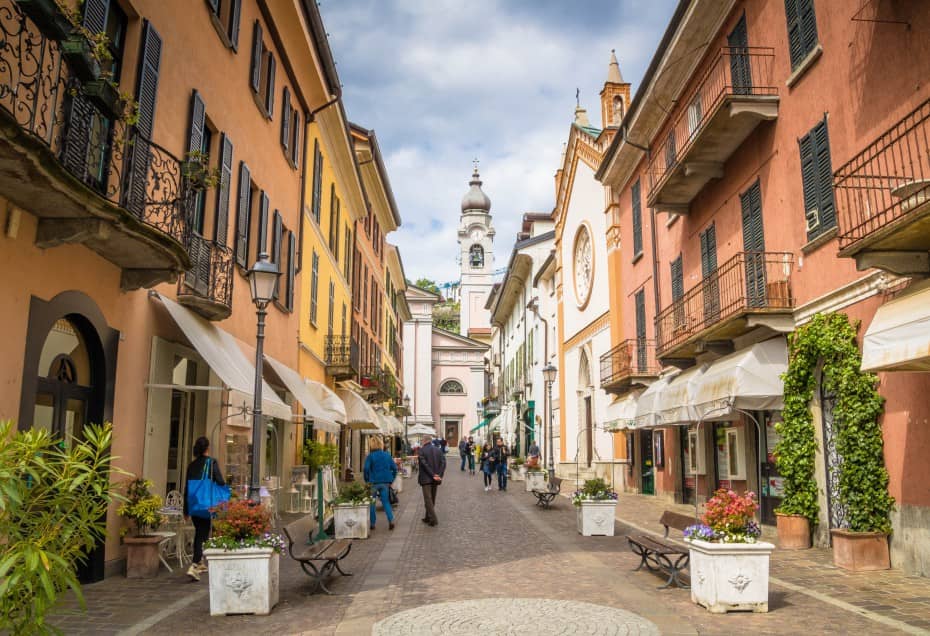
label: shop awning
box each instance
[407,423,437,436]
[657,365,708,426]
[691,337,788,420]
[336,389,379,433]
[861,282,930,372]
[604,394,639,430]
[375,411,404,435]
[263,355,343,434]
[155,294,291,421]
[633,371,679,429]
[385,414,404,435]
[470,417,489,433]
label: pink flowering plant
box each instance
[684,489,761,544]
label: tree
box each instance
[413,278,441,296]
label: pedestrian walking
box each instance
[183,436,225,582]
[479,442,494,491]
[418,434,446,526]
[467,436,476,475]
[459,437,469,471]
[491,437,510,491]
[363,436,398,531]
[440,437,448,454]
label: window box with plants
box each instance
[572,478,618,536]
[202,499,286,616]
[60,34,100,82]
[332,482,373,540]
[684,489,774,614]
[16,0,74,41]
[81,79,124,119]
[524,463,547,492]
[117,477,165,579]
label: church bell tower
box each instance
[457,164,495,341]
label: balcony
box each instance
[646,47,779,214]
[835,97,930,275]
[599,339,660,395]
[177,234,234,320]
[325,335,359,380]
[655,252,794,362]
[0,2,190,289]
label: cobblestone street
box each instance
[47,466,930,635]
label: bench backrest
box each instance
[283,515,318,553]
[550,476,563,491]
[659,510,698,537]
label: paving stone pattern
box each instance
[47,468,930,635]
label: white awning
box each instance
[407,423,437,436]
[691,337,789,420]
[374,411,395,435]
[657,364,708,426]
[336,389,379,432]
[604,394,639,430]
[633,371,679,429]
[263,356,343,434]
[862,282,930,372]
[385,414,404,435]
[156,294,291,421]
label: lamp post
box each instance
[542,363,557,481]
[403,394,411,454]
[511,388,523,456]
[247,253,281,503]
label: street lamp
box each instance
[403,394,411,454]
[542,363,557,481]
[511,388,523,455]
[247,252,280,503]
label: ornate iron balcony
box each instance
[324,335,359,379]
[177,234,234,320]
[599,339,659,393]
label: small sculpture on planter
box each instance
[117,477,164,579]
[683,489,774,614]
[572,478,618,536]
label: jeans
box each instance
[497,463,508,490]
[369,483,394,527]
[460,454,467,471]
[191,515,211,565]
[468,454,475,472]
[483,469,493,487]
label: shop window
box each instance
[725,427,747,480]
[686,428,706,475]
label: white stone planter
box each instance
[203,547,279,616]
[333,502,370,539]
[510,466,526,481]
[392,474,403,493]
[687,539,775,613]
[525,471,547,492]
[575,500,617,536]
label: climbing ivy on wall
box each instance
[775,312,894,533]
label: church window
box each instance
[439,379,465,395]
[469,244,484,268]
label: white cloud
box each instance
[319,0,677,284]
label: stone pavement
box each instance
[47,467,930,635]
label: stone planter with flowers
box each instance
[525,467,547,492]
[684,489,774,614]
[572,478,618,536]
[203,499,286,616]
[332,482,373,540]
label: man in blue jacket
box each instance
[363,437,398,530]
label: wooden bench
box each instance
[531,476,563,509]
[627,510,696,589]
[282,515,353,595]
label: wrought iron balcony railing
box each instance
[177,234,234,319]
[324,335,359,375]
[599,339,659,389]
[655,251,794,356]
[0,1,190,248]
[646,47,777,203]
[835,97,930,251]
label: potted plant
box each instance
[510,456,525,482]
[82,79,124,119]
[525,464,547,492]
[16,0,74,40]
[203,499,286,616]
[572,478,618,536]
[683,489,774,613]
[117,477,164,579]
[332,482,373,539]
[60,34,100,82]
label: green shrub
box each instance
[333,481,372,505]
[302,439,339,477]
[116,477,163,537]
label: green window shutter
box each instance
[264,54,275,116]
[187,90,206,155]
[328,183,336,251]
[256,191,269,256]
[82,0,108,35]
[286,231,296,311]
[631,179,643,257]
[740,180,765,252]
[271,210,283,304]
[635,290,646,340]
[670,255,684,301]
[799,128,819,239]
[699,223,717,277]
[281,87,290,150]
[328,280,335,335]
[249,21,262,93]
[228,0,241,50]
[310,251,319,324]
[235,162,251,267]
[312,140,322,223]
[214,133,233,246]
[785,0,818,69]
[334,198,341,261]
[813,119,836,232]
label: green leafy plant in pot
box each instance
[117,477,165,579]
[333,481,373,506]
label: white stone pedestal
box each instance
[687,539,774,613]
[334,503,370,539]
[525,471,547,492]
[204,548,279,616]
[576,500,617,536]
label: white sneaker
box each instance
[186,564,201,581]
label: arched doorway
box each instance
[578,349,593,467]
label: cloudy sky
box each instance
[319,0,678,286]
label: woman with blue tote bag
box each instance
[183,437,227,581]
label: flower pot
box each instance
[61,35,100,82]
[830,529,890,571]
[392,474,403,494]
[333,502,370,539]
[576,500,617,536]
[16,0,74,40]
[525,471,547,492]
[123,535,162,578]
[687,538,774,613]
[203,547,279,616]
[82,79,123,119]
[776,513,811,550]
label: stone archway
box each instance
[577,347,594,467]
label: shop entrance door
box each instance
[444,420,460,447]
[641,429,655,495]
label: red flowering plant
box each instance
[203,499,286,553]
[684,489,761,544]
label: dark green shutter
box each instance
[82,0,108,32]
[670,255,684,301]
[631,179,643,257]
[265,54,275,116]
[813,120,836,231]
[740,180,766,307]
[700,224,720,322]
[334,198,341,261]
[235,162,251,267]
[206,0,219,14]
[700,224,717,277]
[271,210,282,299]
[281,87,290,150]
[291,111,301,166]
[635,289,647,371]
[799,0,818,63]
[188,90,206,154]
[250,21,262,93]
[310,251,319,324]
[665,130,677,169]
[329,183,337,251]
[228,0,241,50]
[727,14,752,95]
[785,0,818,69]
[257,191,269,256]
[214,133,233,246]
[125,21,161,217]
[312,140,322,223]
[286,231,296,311]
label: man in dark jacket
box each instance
[490,438,510,491]
[458,438,469,471]
[418,435,446,526]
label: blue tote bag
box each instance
[187,458,231,519]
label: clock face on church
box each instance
[573,224,594,307]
